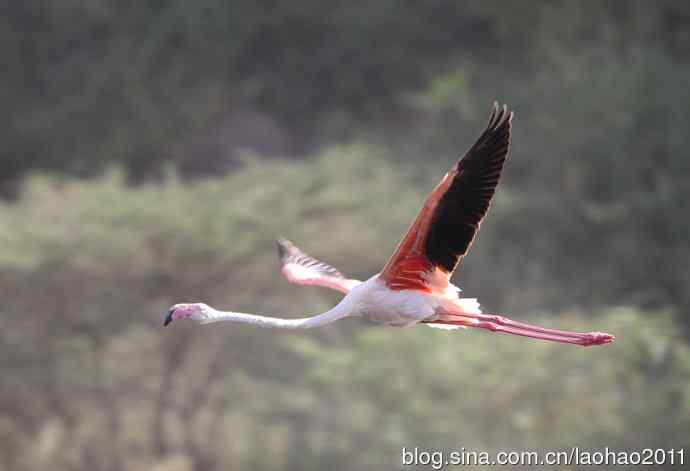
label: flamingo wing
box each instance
[380,102,513,292]
[276,238,361,294]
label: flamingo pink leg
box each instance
[427,312,614,347]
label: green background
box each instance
[1,2,689,469]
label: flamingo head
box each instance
[164,303,210,326]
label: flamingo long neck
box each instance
[200,303,352,329]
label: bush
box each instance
[1,150,688,470]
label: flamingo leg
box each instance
[427,311,614,347]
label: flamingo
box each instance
[164,103,614,347]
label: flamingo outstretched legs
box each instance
[426,309,614,347]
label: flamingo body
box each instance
[165,103,615,347]
[348,275,444,327]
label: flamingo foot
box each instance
[580,331,615,346]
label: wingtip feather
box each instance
[276,237,294,261]
[488,101,498,126]
[487,101,513,131]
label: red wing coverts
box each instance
[276,238,361,294]
[381,103,513,291]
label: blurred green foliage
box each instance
[3,1,689,185]
[2,152,690,470]
[2,1,690,470]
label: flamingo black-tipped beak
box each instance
[163,308,175,327]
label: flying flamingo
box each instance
[164,103,614,347]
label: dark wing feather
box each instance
[277,238,344,279]
[276,238,361,293]
[380,102,513,291]
[424,103,513,273]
